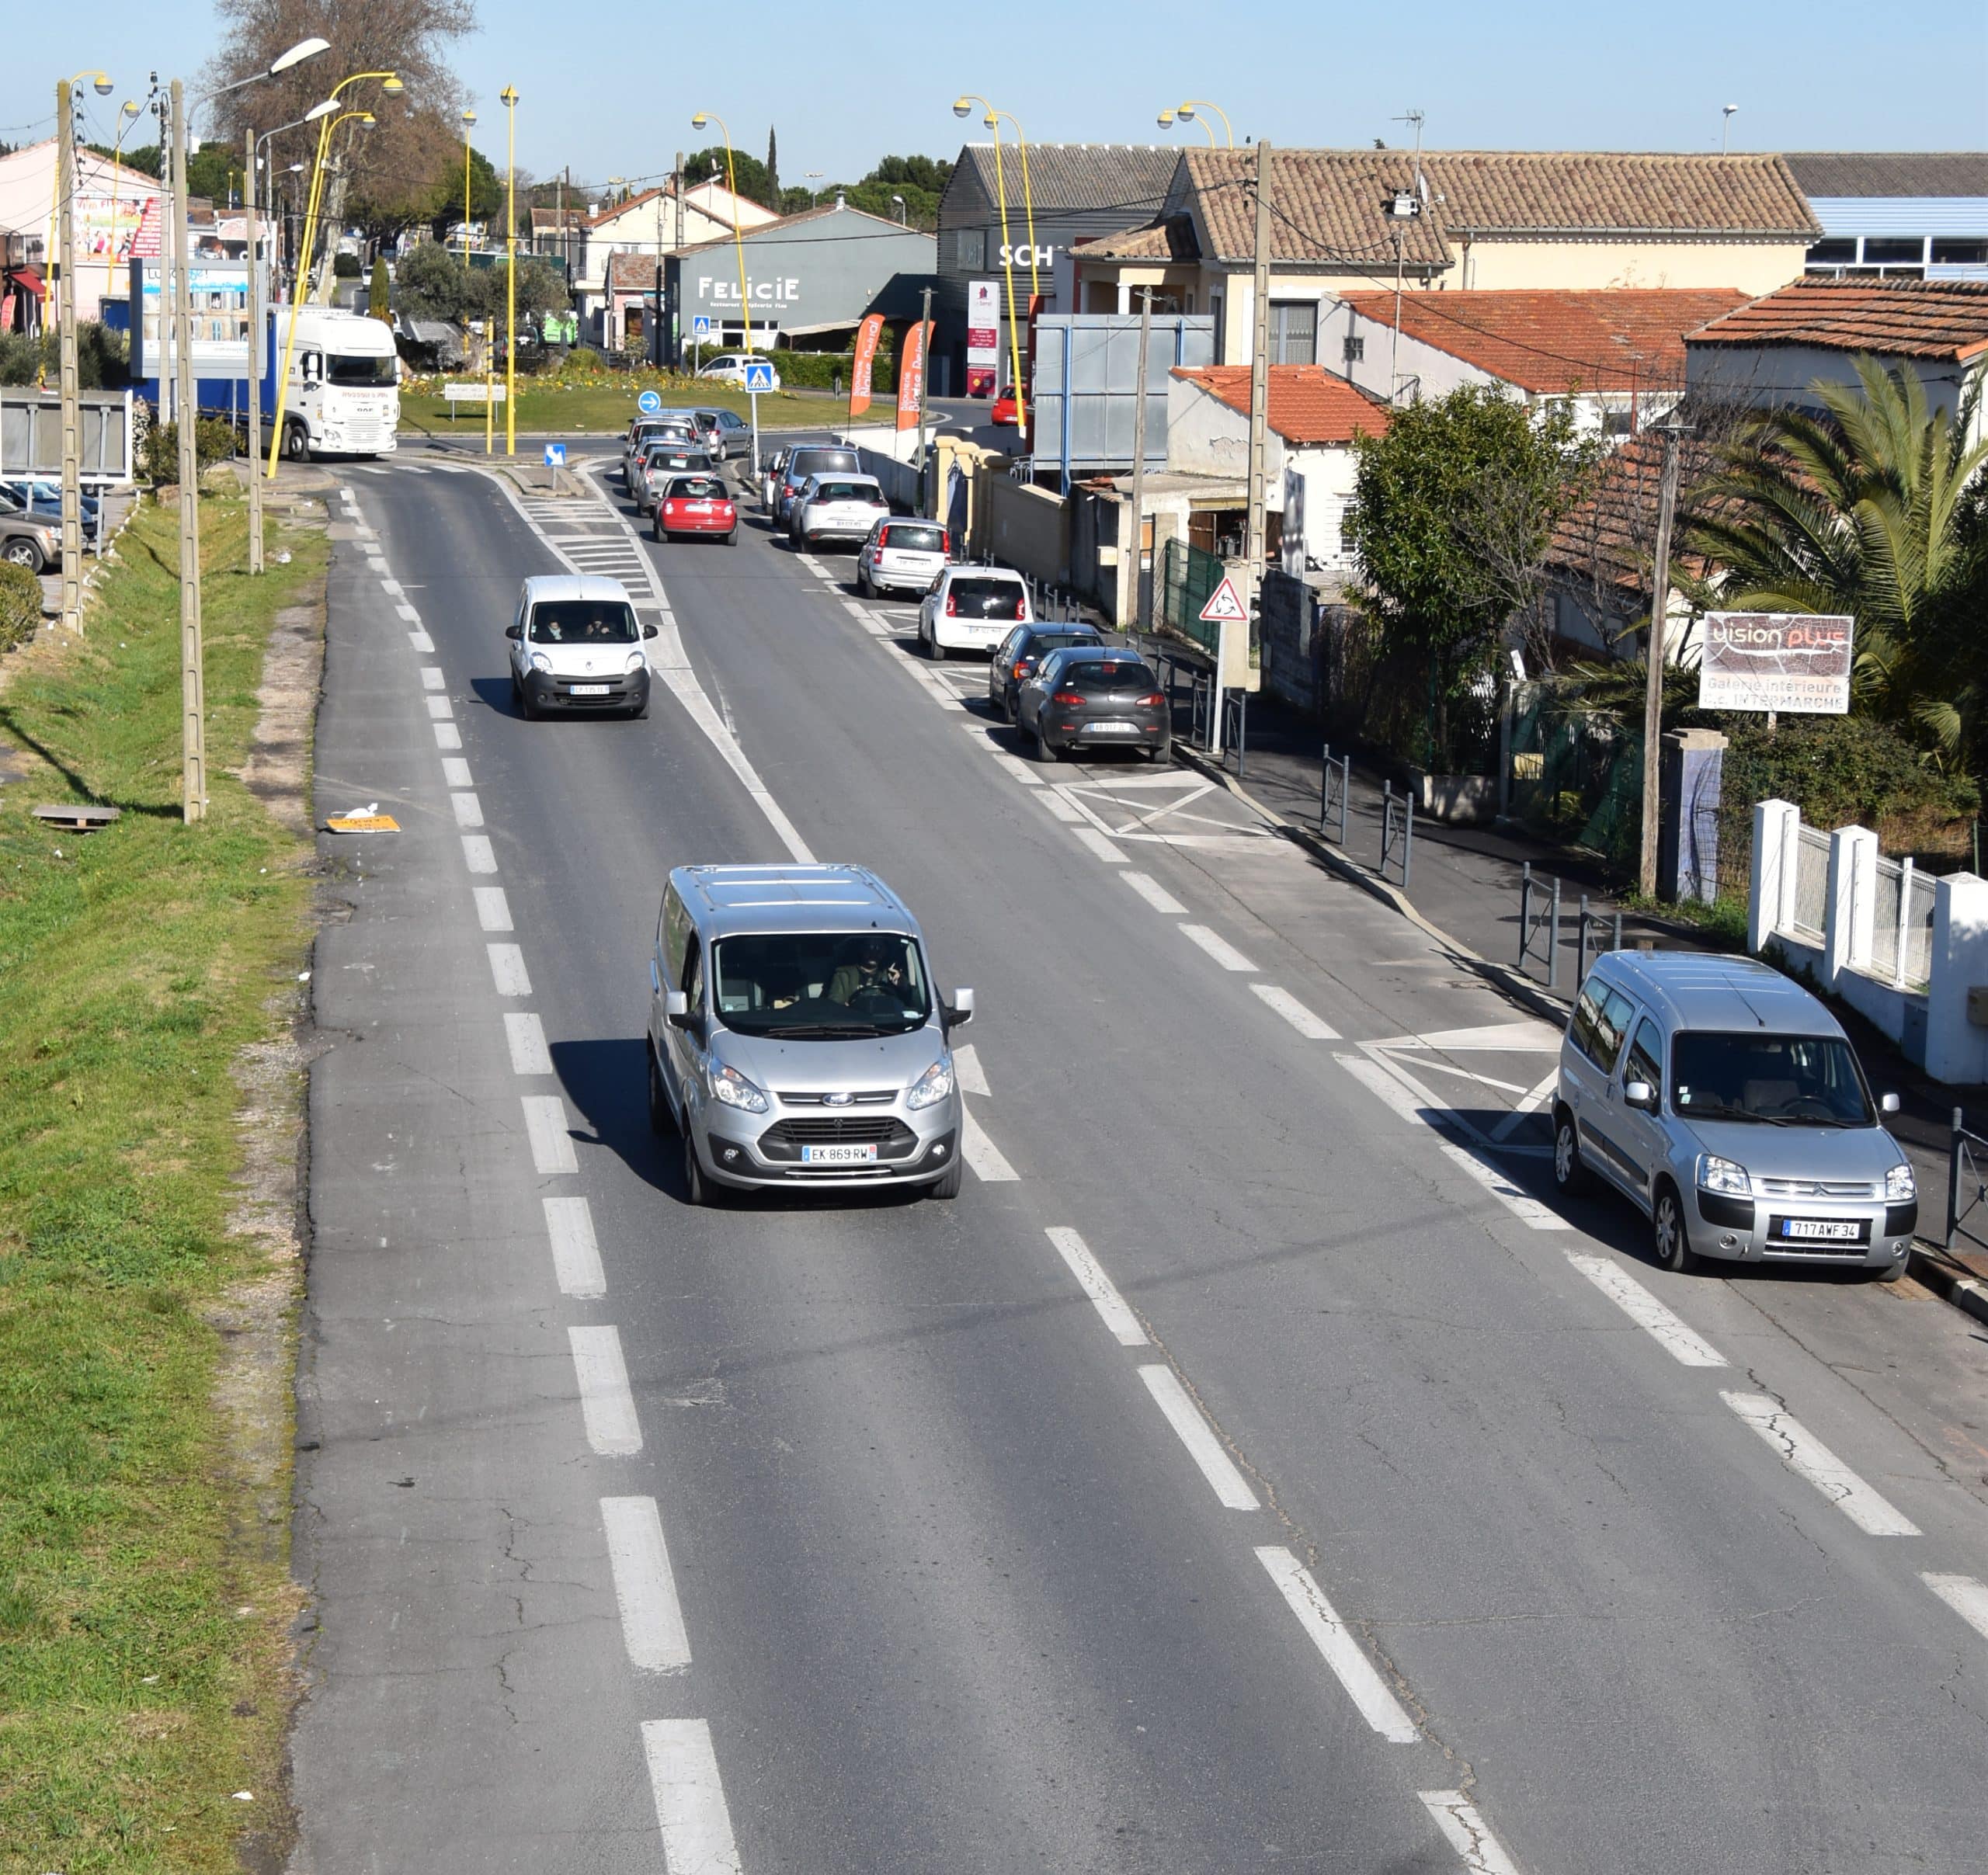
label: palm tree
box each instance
[1689,356,1987,766]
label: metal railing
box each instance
[1519,862,1562,989]
[1319,744,1350,845]
[1576,896,1624,988]
[1379,780,1414,887]
[1219,689,1248,777]
[1948,1109,1987,1256]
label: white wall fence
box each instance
[1750,798,1988,1085]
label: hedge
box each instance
[0,561,40,651]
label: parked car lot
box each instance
[917,565,1033,658]
[0,506,61,571]
[1015,646,1170,762]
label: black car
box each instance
[987,621,1105,721]
[1016,648,1170,763]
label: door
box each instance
[1614,1017,1670,1207]
[1565,980,1640,1196]
[666,935,707,1116]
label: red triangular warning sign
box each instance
[1198,576,1249,623]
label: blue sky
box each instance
[7,0,1984,191]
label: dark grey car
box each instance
[988,623,1104,721]
[1016,648,1170,763]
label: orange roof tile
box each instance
[1173,365,1393,444]
[1685,276,1988,363]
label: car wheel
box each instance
[2,539,43,571]
[648,1047,676,1135]
[1034,720,1060,763]
[683,1133,717,1207]
[1652,1179,1698,1274]
[926,1153,964,1200]
[1552,1109,1587,1196]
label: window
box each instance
[1805,238,1857,265]
[1268,300,1317,366]
[1931,238,1988,265]
[1602,407,1635,437]
[1670,1032,1872,1127]
[1571,984,1635,1073]
[528,600,639,644]
[881,523,945,553]
[1861,237,1927,265]
[1342,333,1365,363]
[661,888,689,987]
[954,228,985,270]
[710,932,930,1036]
[1625,1020,1663,1097]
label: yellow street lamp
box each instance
[1174,101,1235,147]
[502,86,518,457]
[690,111,753,361]
[1157,106,1218,148]
[953,95,1030,443]
[461,109,478,273]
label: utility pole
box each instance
[1639,422,1689,898]
[56,79,85,632]
[1388,109,1424,404]
[1128,284,1153,634]
[244,126,264,574]
[1223,137,1273,760]
[171,80,207,824]
[916,283,933,518]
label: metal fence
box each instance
[1157,536,1224,658]
[1789,825,1831,944]
[1948,1109,1987,1256]
[1505,689,1642,869]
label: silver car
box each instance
[1552,951,1915,1277]
[646,864,975,1203]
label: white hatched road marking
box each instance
[473,885,513,932]
[408,630,435,651]
[521,1093,578,1174]
[568,1325,641,1455]
[1921,1573,1988,1641]
[1044,1227,1148,1346]
[601,1496,691,1672]
[1071,826,1124,864]
[1139,1365,1259,1509]
[461,834,497,873]
[442,757,472,787]
[504,1012,554,1075]
[960,1107,1018,1182]
[1722,1392,1920,1535]
[1567,1253,1727,1366]
[420,666,445,690]
[1421,1790,1524,1875]
[451,791,485,828]
[544,1195,605,1298]
[1037,789,1083,824]
[1179,923,1258,972]
[1250,983,1339,1038]
[641,1720,743,1874]
[1255,1547,1420,1743]
[1121,870,1187,915]
[487,943,531,997]
[951,1042,991,1098]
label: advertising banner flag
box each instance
[1697,613,1855,714]
[895,320,933,431]
[848,312,885,420]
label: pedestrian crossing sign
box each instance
[693,315,712,338]
[743,358,776,391]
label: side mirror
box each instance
[943,987,975,1030]
[643,623,659,639]
[1879,1091,1901,1115]
[1624,1079,1656,1113]
[505,623,522,640]
[665,989,692,1028]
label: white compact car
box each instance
[857,518,951,597]
[506,574,658,720]
[918,565,1034,658]
[697,352,783,391]
[788,474,890,550]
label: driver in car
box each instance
[827,940,903,1006]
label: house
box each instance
[1684,276,1988,443]
[528,206,586,274]
[1785,153,1988,282]
[1322,287,1748,434]
[1072,149,1817,368]
[0,139,161,328]
[572,179,776,342]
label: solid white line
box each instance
[600,1496,691,1672]
[1140,1365,1259,1509]
[543,1195,604,1298]
[960,1106,1018,1181]
[487,943,532,997]
[1037,789,1083,823]
[1044,1227,1148,1346]
[473,885,513,932]
[1255,1546,1420,1743]
[1250,983,1339,1038]
[1567,1253,1727,1366]
[421,665,445,690]
[1921,1572,1988,1641]
[1722,1392,1920,1535]
[523,1093,579,1175]
[426,696,453,720]
[433,723,461,749]
[505,1011,554,1075]
[1420,1790,1524,1875]
[568,1325,641,1455]
[461,834,496,874]
[450,790,485,828]
[408,630,434,652]
[1179,923,1258,972]
[442,757,472,788]
[1072,826,1125,864]
[641,1720,742,1875]
[1121,870,1187,915]
[951,1042,991,1098]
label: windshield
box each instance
[881,523,945,553]
[813,481,879,502]
[711,932,931,1037]
[1670,1031,1873,1127]
[527,600,638,644]
[790,450,857,479]
[325,353,397,387]
[666,476,727,500]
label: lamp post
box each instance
[692,109,762,472]
[1721,105,1739,154]
[54,71,112,635]
[953,95,1030,445]
[1156,106,1218,148]
[256,101,337,296]
[1174,100,1235,147]
[461,109,478,272]
[891,193,905,224]
[502,86,518,457]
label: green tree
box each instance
[686,144,776,212]
[368,256,392,322]
[1348,384,1597,767]
[766,125,779,203]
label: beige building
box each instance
[573,179,777,339]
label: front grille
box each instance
[764,1116,909,1144]
[1757,1177,1877,1200]
[774,1089,895,1106]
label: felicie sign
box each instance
[1697,612,1854,715]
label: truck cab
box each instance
[269,306,399,462]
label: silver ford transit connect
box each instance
[1552,952,1916,1277]
[645,864,974,1204]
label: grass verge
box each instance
[0,492,327,1873]
[397,376,895,437]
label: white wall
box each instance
[1688,342,1987,450]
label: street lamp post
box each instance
[953,95,1031,446]
[692,110,761,473]
[1174,100,1235,147]
[461,109,478,273]
[502,86,518,457]
[1156,106,1218,148]
[54,70,111,634]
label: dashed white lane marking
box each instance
[408,630,434,652]
[1140,1365,1260,1509]
[989,750,1042,786]
[951,1042,991,1098]
[641,1720,742,1874]
[1420,1790,1524,1875]
[473,886,513,932]
[426,696,453,720]
[1567,1253,1727,1367]
[601,1496,691,1673]
[1179,923,1258,972]
[961,1107,1019,1182]
[451,790,485,828]
[568,1325,641,1455]
[1037,789,1083,824]
[505,1012,554,1075]
[397,602,422,623]
[442,757,472,788]
[1721,1393,1920,1536]
[1044,1227,1148,1345]
[433,723,461,750]
[1250,983,1339,1038]
[1336,1053,1569,1232]
[1072,826,1125,864]
[1921,1572,1988,1641]
[461,834,497,873]
[544,1195,605,1299]
[523,1093,579,1175]
[487,943,532,997]
[1255,1546,1420,1744]
[381,577,404,595]
[1121,870,1187,915]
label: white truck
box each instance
[265,306,400,462]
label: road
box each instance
[289,436,1988,1875]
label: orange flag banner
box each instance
[849,313,885,420]
[895,319,933,432]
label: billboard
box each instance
[1697,612,1854,715]
[128,259,255,381]
[966,278,999,398]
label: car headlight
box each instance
[1698,1154,1752,1197]
[1885,1162,1915,1202]
[709,1063,770,1114]
[905,1054,954,1111]
[530,652,552,673]
[624,651,646,674]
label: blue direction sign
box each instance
[742,358,775,392]
[544,443,568,467]
[637,390,662,415]
[692,315,712,339]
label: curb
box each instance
[1906,1246,1988,1326]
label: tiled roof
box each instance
[586,185,669,230]
[1685,276,1988,361]
[1077,214,1201,262]
[1183,148,1451,268]
[1781,152,1988,200]
[1548,431,1726,589]
[531,207,585,230]
[1173,365,1393,445]
[951,143,1178,217]
[1334,288,1749,393]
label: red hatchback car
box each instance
[990,390,1020,426]
[653,472,737,544]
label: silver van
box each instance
[645,864,974,1204]
[1552,952,1916,1277]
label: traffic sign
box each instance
[742,358,775,391]
[544,443,567,467]
[692,314,712,338]
[1198,576,1249,624]
[637,390,662,415]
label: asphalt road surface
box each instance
[290,439,1988,1874]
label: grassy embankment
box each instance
[0,494,326,1872]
